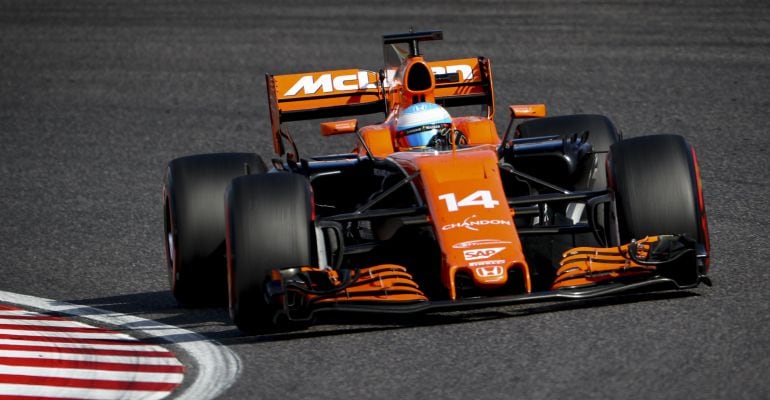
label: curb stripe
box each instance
[0,333,145,345]
[0,357,185,373]
[0,318,105,327]
[0,343,174,357]
[0,374,179,391]
[0,324,113,333]
[0,329,137,340]
[0,350,181,365]
[0,338,166,352]
[0,365,184,383]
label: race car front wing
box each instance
[268,235,710,322]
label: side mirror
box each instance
[509,104,547,119]
[320,119,358,136]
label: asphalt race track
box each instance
[1,1,769,399]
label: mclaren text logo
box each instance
[463,247,505,261]
[474,265,504,279]
[284,71,377,96]
[453,239,512,249]
[441,215,512,232]
[285,64,475,97]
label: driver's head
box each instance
[395,102,452,149]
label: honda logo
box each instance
[475,265,504,278]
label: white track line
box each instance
[0,290,241,400]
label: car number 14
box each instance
[438,190,500,212]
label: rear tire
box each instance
[226,173,315,334]
[163,153,266,306]
[608,134,705,243]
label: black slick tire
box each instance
[226,172,315,334]
[163,152,266,306]
[608,134,705,244]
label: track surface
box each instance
[1,1,769,399]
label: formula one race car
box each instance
[162,30,711,333]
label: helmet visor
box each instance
[396,123,451,148]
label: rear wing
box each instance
[267,59,495,156]
[266,69,384,155]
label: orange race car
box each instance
[162,30,711,334]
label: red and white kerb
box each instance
[0,304,184,399]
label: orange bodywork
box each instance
[389,147,531,299]
[320,119,358,137]
[509,104,547,119]
[453,116,501,146]
[359,124,394,157]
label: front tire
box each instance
[608,134,706,244]
[226,173,315,334]
[163,153,266,306]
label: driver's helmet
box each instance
[395,102,452,149]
